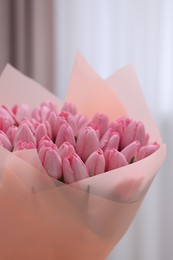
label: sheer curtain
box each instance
[0,0,54,91]
[53,0,173,259]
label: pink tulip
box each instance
[38,136,58,152]
[35,123,47,143]
[104,148,128,171]
[142,133,149,146]
[14,122,36,145]
[40,100,57,112]
[55,123,75,148]
[47,112,65,139]
[59,111,77,137]
[6,125,18,144]
[120,120,145,149]
[90,113,109,137]
[14,140,35,151]
[76,126,99,162]
[59,141,75,160]
[38,146,62,179]
[63,153,89,183]
[12,104,31,123]
[137,142,160,160]
[61,102,77,115]
[121,141,140,163]
[0,107,15,132]
[85,148,105,176]
[0,131,12,151]
[86,123,100,139]
[74,114,88,131]
[110,116,131,138]
[100,128,120,151]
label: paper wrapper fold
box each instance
[0,54,166,260]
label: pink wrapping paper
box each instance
[0,54,166,260]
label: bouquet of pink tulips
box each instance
[0,54,166,260]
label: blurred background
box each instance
[0,0,172,259]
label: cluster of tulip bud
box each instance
[0,101,159,183]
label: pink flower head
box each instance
[6,125,18,144]
[0,131,12,151]
[104,148,128,171]
[121,141,140,163]
[74,114,88,131]
[59,141,75,160]
[85,148,105,176]
[38,136,58,152]
[47,112,65,140]
[14,140,36,151]
[38,146,62,179]
[14,122,36,145]
[61,102,77,116]
[63,153,89,184]
[0,106,15,132]
[137,142,160,161]
[59,111,77,136]
[12,104,31,123]
[120,120,145,149]
[100,128,120,151]
[76,126,99,162]
[55,123,76,148]
[90,113,109,137]
[110,116,131,138]
[35,123,48,144]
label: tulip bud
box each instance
[55,123,75,148]
[74,114,88,131]
[121,120,145,149]
[14,122,36,145]
[104,148,128,171]
[47,112,65,140]
[6,125,18,144]
[85,148,105,176]
[137,142,160,160]
[0,131,12,151]
[90,113,109,137]
[63,153,89,183]
[100,128,120,151]
[76,126,99,162]
[35,123,47,143]
[12,104,31,123]
[61,102,77,115]
[14,140,35,151]
[59,111,77,137]
[38,146,62,179]
[59,141,75,160]
[38,136,58,152]
[121,141,140,163]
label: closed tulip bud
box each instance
[47,112,65,139]
[104,148,128,171]
[76,126,99,162]
[85,148,105,176]
[38,146,62,179]
[0,131,12,151]
[6,126,18,144]
[100,128,120,151]
[38,136,58,152]
[61,102,77,115]
[12,104,31,123]
[14,140,35,151]
[137,142,160,161]
[90,113,109,137]
[59,141,75,160]
[63,153,89,184]
[35,123,47,143]
[110,116,131,138]
[59,111,77,136]
[55,123,75,148]
[14,122,36,145]
[74,114,88,131]
[121,141,140,163]
[121,120,145,149]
